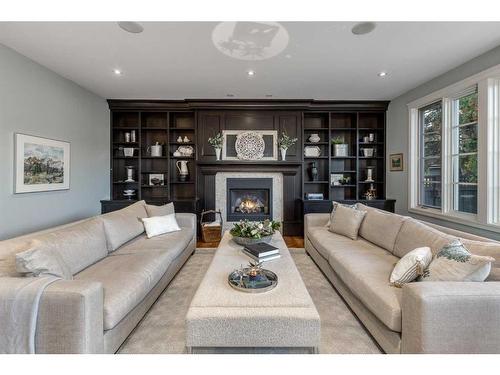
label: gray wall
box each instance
[0,44,109,239]
[387,45,500,240]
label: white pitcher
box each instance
[176,160,189,181]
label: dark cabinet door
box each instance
[197,111,223,159]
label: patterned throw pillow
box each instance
[420,240,495,282]
[390,247,432,287]
[325,201,358,227]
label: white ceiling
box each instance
[1,22,500,100]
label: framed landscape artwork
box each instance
[389,153,404,172]
[15,133,70,193]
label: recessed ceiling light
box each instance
[117,22,144,34]
[351,22,376,35]
[378,71,387,77]
[285,54,292,59]
[113,69,122,76]
[247,70,256,77]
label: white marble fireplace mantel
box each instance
[215,172,283,231]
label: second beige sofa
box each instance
[305,204,500,354]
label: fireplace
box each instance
[226,178,273,221]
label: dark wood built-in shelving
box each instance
[102,99,393,233]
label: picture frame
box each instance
[149,173,165,186]
[389,153,404,171]
[330,173,344,186]
[222,130,278,161]
[14,133,70,193]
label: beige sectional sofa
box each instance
[0,201,196,353]
[305,204,500,354]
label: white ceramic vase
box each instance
[215,148,221,161]
[281,148,287,161]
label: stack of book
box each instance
[242,242,281,262]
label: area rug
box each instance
[118,248,382,354]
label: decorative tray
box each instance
[228,267,278,293]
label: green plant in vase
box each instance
[331,136,348,157]
[230,219,281,245]
[208,133,224,161]
[277,132,298,161]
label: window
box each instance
[419,101,442,208]
[452,88,478,214]
[408,65,500,233]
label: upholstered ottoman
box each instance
[186,232,320,353]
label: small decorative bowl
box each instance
[231,235,273,246]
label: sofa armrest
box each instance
[36,280,104,353]
[176,213,197,232]
[401,282,500,353]
[304,213,329,234]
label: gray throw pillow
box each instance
[15,241,73,280]
[145,202,175,217]
[420,240,494,282]
[329,204,367,240]
[325,201,358,227]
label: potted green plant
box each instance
[230,219,281,245]
[277,132,298,161]
[331,137,349,157]
[208,133,224,161]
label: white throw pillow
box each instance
[141,214,181,239]
[16,241,73,280]
[390,247,432,287]
[421,240,494,282]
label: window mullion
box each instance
[442,97,452,214]
[483,78,500,224]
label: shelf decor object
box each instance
[277,131,298,161]
[332,137,348,157]
[14,133,70,193]
[222,130,278,161]
[208,132,223,161]
[304,146,321,157]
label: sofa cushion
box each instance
[328,242,403,332]
[15,240,73,279]
[461,239,500,281]
[112,227,193,258]
[329,204,366,240]
[101,200,148,251]
[308,226,359,261]
[75,252,171,330]
[145,202,175,217]
[358,204,407,253]
[31,218,108,275]
[393,218,456,258]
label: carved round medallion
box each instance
[235,132,265,160]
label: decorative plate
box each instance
[304,146,321,157]
[235,132,265,160]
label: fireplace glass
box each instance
[227,178,272,221]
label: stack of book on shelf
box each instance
[242,242,280,262]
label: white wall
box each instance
[0,44,110,239]
[386,45,500,240]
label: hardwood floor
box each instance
[197,236,304,249]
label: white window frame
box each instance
[408,64,500,233]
